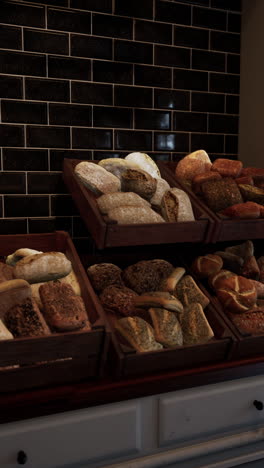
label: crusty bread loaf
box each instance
[0,262,14,283]
[179,303,214,345]
[241,256,260,280]
[6,248,42,266]
[175,150,212,182]
[219,202,261,219]
[235,176,254,186]
[150,178,170,207]
[125,152,161,179]
[176,275,209,309]
[216,275,257,313]
[122,260,172,295]
[134,293,184,313]
[121,168,157,200]
[192,254,223,279]
[159,267,186,294]
[115,316,163,352]
[87,263,123,292]
[98,158,136,179]
[97,192,150,215]
[160,187,195,222]
[149,308,183,347]
[0,279,31,320]
[201,178,243,212]
[239,184,264,205]
[75,161,121,195]
[14,252,72,284]
[0,319,13,340]
[228,309,264,335]
[107,205,165,224]
[208,269,235,290]
[192,171,222,194]
[5,298,50,338]
[249,280,264,298]
[211,158,243,178]
[99,285,138,316]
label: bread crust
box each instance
[75,161,121,195]
[14,252,72,284]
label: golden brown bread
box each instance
[208,269,236,290]
[192,254,223,279]
[134,293,184,313]
[211,158,243,178]
[115,316,163,353]
[149,308,183,347]
[179,303,214,345]
[159,267,186,294]
[216,275,257,313]
[175,150,212,182]
[176,275,209,309]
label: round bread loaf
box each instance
[125,152,161,179]
[192,254,223,278]
[99,285,138,316]
[175,150,212,183]
[216,275,257,313]
[14,252,72,284]
[208,269,235,290]
[87,263,123,292]
[123,260,161,294]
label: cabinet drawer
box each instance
[159,376,264,447]
[0,401,141,468]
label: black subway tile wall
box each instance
[0,0,241,240]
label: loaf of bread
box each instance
[134,293,184,313]
[160,188,195,222]
[0,319,13,340]
[192,254,223,279]
[149,308,183,347]
[211,158,243,178]
[125,152,161,179]
[249,280,264,298]
[216,275,257,313]
[225,240,254,260]
[107,205,165,224]
[192,171,222,194]
[14,252,72,284]
[208,269,235,290]
[98,158,136,179]
[0,262,14,283]
[115,316,163,353]
[241,256,260,280]
[97,192,150,215]
[201,178,243,212]
[6,248,42,266]
[122,259,173,294]
[4,298,50,338]
[175,150,212,183]
[176,275,209,309]
[180,303,214,345]
[87,263,123,292]
[99,285,138,316]
[228,309,264,335]
[239,184,264,205]
[235,176,254,186]
[219,202,261,219]
[0,279,31,320]
[214,251,243,274]
[75,161,121,195]
[121,168,157,200]
[159,267,186,294]
[150,178,170,207]
[257,256,264,283]
[241,167,264,177]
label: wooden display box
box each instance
[63,159,215,249]
[82,250,236,379]
[0,232,109,393]
[160,161,264,243]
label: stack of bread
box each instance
[175,150,264,219]
[191,240,264,335]
[87,259,214,353]
[0,248,91,341]
[74,152,195,224]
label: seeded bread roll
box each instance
[192,254,223,279]
[211,158,243,178]
[150,178,170,207]
[149,308,183,347]
[176,275,209,309]
[122,259,173,295]
[121,168,157,201]
[87,263,123,292]
[5,298,50,338]
[201,178,243,212]
[99,285,138,316]
[0,262,14,283]
[192,171,222,194]
[161,187,195,222]
[125,152,161,179]
[75,161,121,195]
[180,303,214,345]
[115,316,163,353]
[6,248,43,266]
[97,192,150,215]
[107,206,165,224]
[14,252,72,284]
[0,279,31,320]
[0,319,13,340]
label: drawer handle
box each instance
[253,400,263,411]
[17,450,27,465]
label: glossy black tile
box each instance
[135,109,170,130]
[72,128,113,149]
[115,0,153,19]
[226,95,239,114]
[28,216,72,235]
[0,198,2,217]
[0,76,23,99]
[174,25,209,49]
[210,73,240,94]
[48,8,91,34]
[135,19,172,45]
[48,56,91,80]
[192,50,225,72]
[154,132,189,152]
[71,35,112,60]
[115,40,153,64]
[2,100,47,124]
[3,149,49,171]
[93,61,133,84]
[192,91,224,113]
[225,135,238,153]
[24,29,69,55]
[51,195,79,216]
[49,104,92,126]
[227,54,240,74]
[155,45,190,68]
[211,0,241,11]
[179,0,209,5]
[0,172,26,194]
[27,126,70,148]
[28,173,67,194]
[151,152,171,161]
[50,150,92,171]
[0,124,24,147]
[228,13,241,33]
[211,31,240,53]
[174,111,207,132]
[0,25,22,50]
[22,0,68,5]
[0,50,46,77]
[93,107,132,128]
[193,7,226,30]
[0,219,27,235]
[4,195,49,217]
[70,0,112,13]
[135,65,171,88]
[115,85,152,108]
[174,69,208,91]
[209,114,239,133]
[155,89,190,110]
[71,82,113,105]
[93,13,133,40]
[25,78,70,102]
[1,1,45,28]
[191,133,224,153]
[93,151,127,160]
[156,1,191,25]
[115,130,152,151]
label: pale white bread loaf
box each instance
[0,319,13,340]
[125,152,161,179]
[74,161,121,195]
[150,178,170,207]
[161,187,195,222]
[97,192,150,214]
[180,302,214,345]
[0,279,31,320]
[175,150,212,182]
[115,316,163,353]
[98,158,138,179]
[14,252,72,284]
[6,248,43,266]
[107,205,165,224]
[31,270,81,310]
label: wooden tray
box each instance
[63,159,215,249]
[0,232,109,393]
[81,250,236,379]
[160,161,264,243]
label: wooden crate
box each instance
[82,250,236,379]
[0,232,109,393]
[63,159,215,249]
[160,161,264,243]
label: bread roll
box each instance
[176,275,209,309]
[241,256,260,280]
[150,178,170,207]
[75,161,121,195]
[149,308,183,347]
[228,309,264,335]
[216,275,257,313]
[0,319,13,340]
[99,285,138,316]
[249,280,264,298]
[219,202,261,219]
[87,263,123,292]
[159,267,186,294]
[225,240,254,260]
[0,262,14,283]
[192,254,223,279]
[97,192,150,215]
[180,303,214,345]
[122,260,172,295]
[214,251,243,274]
[0,279,31,320]
[5,298,50,338]
[241,167,264,177]
[208,269,235,290]
[201,178,243,212]
[211,158,243,178]
[192,171,222,194]
[115,316,163,353]
[134,293,184,313]
[160,188,195,222]
[6,248,42,266]
[239,184,264,205]
[235,176,254,186]
[14,252,72,284]
[175,150,212,182]
[107,206,165,224]
[125,152,161,179]
[121,168,157,200]
[98,158,136,179]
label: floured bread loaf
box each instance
[125,152,161,179]
[107,206,165,224]
[121,168,157,201]
[176,275,209,309]
[180,303,214,345]
[175,150,212,183]
[75,161,121,195]
[149,308,183,347]
[115,316,163,352]
[0,319,13,340]
[6,248,42,266]
[0,262,14,283]
[14,252,72,284]
[97,192,150,214]
[0,279,31,320]
[150,178,170,207]
[161,188,195,222]
[98,158,137,179]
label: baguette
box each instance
[14,252,72,284]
